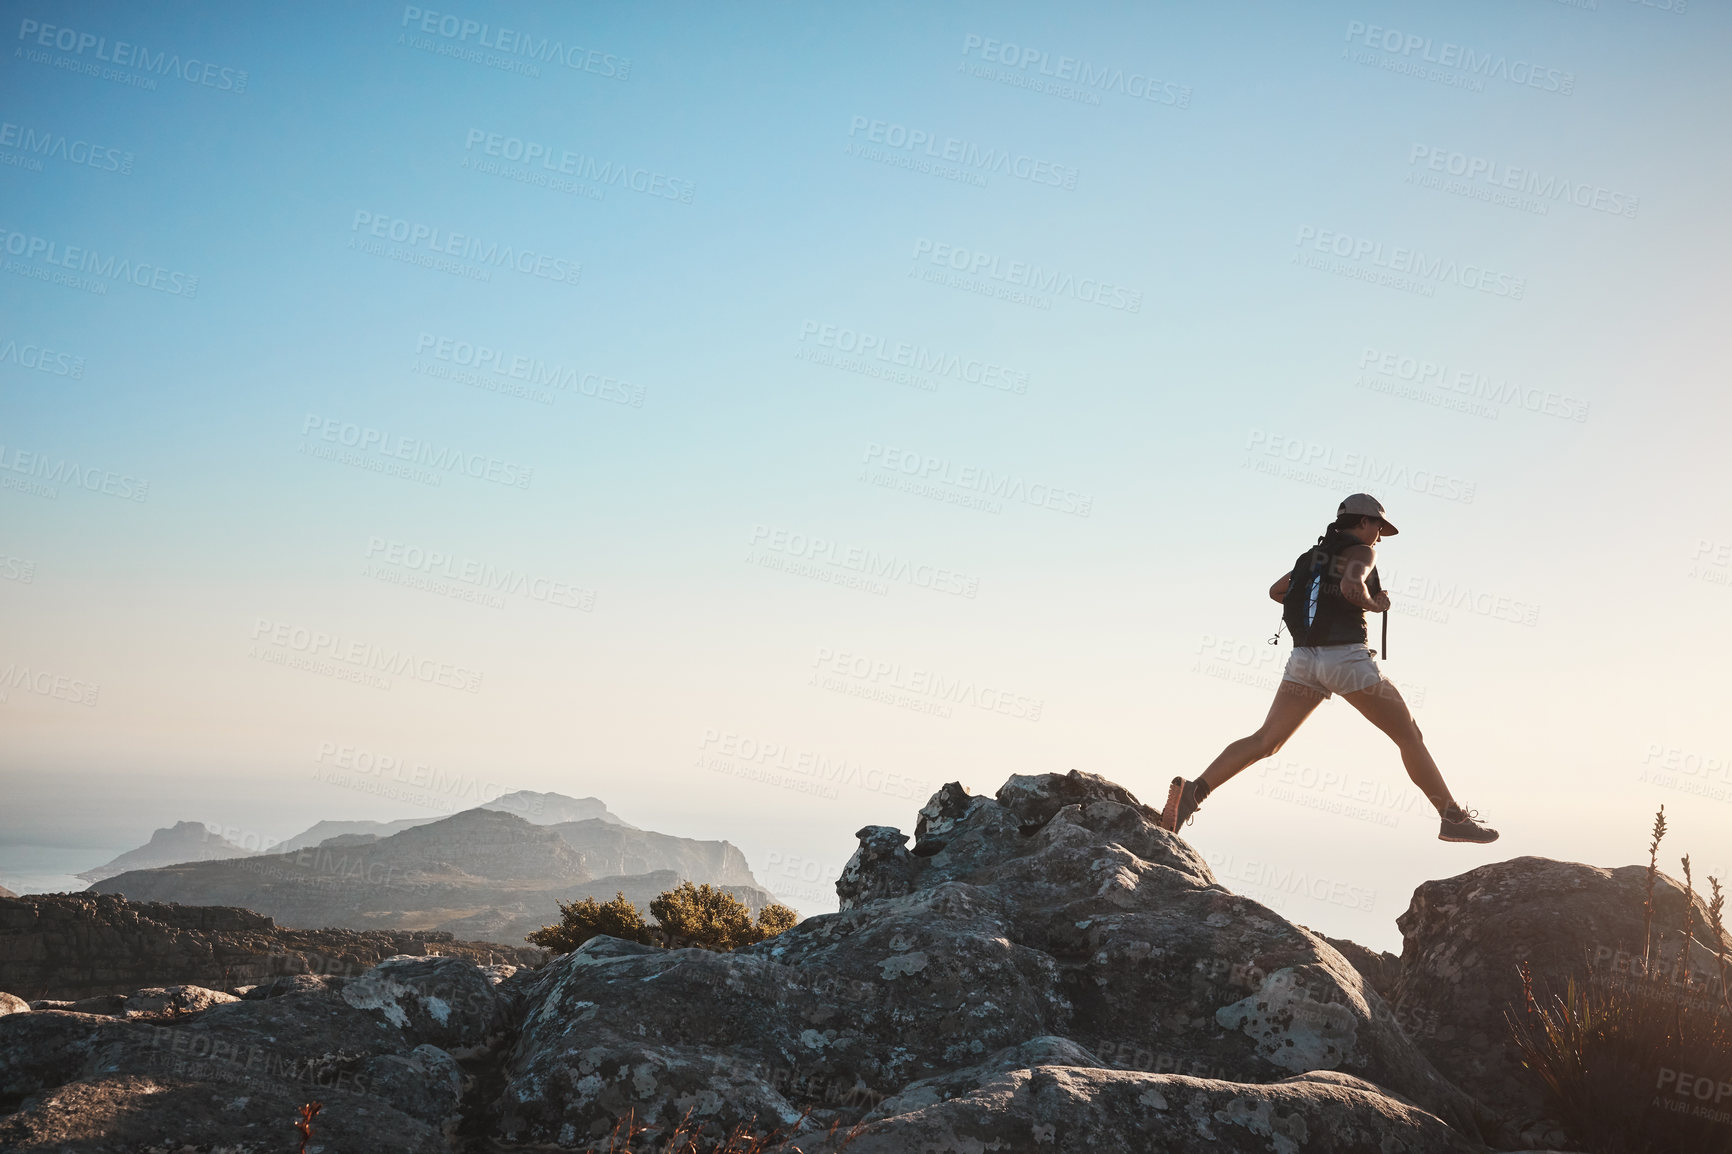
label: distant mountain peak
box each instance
[479,791,636,829]
[77,821,258,883]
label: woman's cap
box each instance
[1338,493,1399,535]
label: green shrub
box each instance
[652,881,799,952]
[526,890,655,952]
[528,882,800,955]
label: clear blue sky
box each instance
[2,0,1728,950]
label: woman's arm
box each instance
[1338,545,1392,612]
[1269,572,1291,603]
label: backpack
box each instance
[1278,540,1333,646]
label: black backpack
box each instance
[1279,540,1333,646]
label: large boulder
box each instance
[0,990,30,1017]
[493,771,1490,1148]
[1391,855,1730,1143]
[339,954,506,1053]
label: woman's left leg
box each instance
[1341,679,1455,815]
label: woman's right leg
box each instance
[1197,678,1327,792]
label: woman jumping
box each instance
[1160,493,1498,844]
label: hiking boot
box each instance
[1439,803,1499,844]
[1160,777,1208,833]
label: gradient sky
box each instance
[2,0,1728,951]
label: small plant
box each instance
[295,1102,322,1154]
[1506,809,1732,1154]
[528,884,800,955]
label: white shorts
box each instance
[1283,643,1386,699]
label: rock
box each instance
[0,890,542,1001]
[66,993,128,1016]
[0,953,489,1152]
[835,825,916,910]
[243,972,340,999]
[119,984,240,1018]
[1318,932,1401,1001]
[787,1065,1484,1154]
[0,991,28,1017]
[25,1000,69,1011]
[493,773,1489,1147]
[340,954,505,1053]
[1391,855,1731,1133]
[358,1043,467,1129]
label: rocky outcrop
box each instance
[490,770,1489,1149]
[0,954,510,1152]
[0,891,541,1001]
[5,771,1676,1151]
[1391,855,1730,1144]
[0,885,17,899]
[89,808,773,946]
[76,820,258,883]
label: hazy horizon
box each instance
[3,1,1729,953]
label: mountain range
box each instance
[82,795,769,946]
